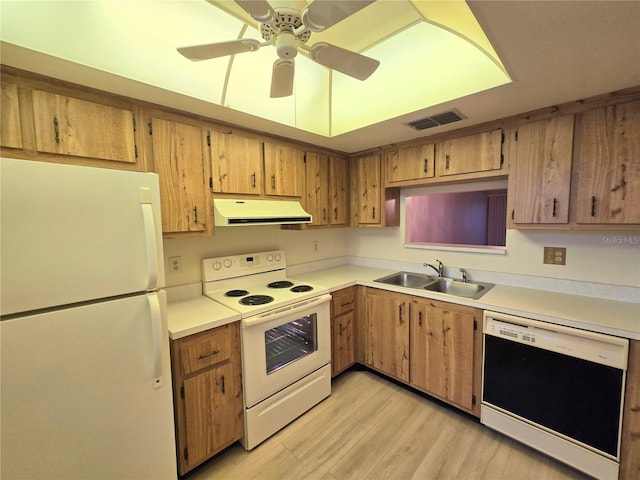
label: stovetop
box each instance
[202,250,328,317]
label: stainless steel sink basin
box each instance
[374,272,436,288]
[374,271,494,299]
[423,278,494,299]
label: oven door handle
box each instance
[242,293,332,328]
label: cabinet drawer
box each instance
[179,325,232,376]
[332,288,355,316]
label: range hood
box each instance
[213,199,312,226]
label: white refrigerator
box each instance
[0,158,177,479]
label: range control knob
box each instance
[274,253,281,261]
[267,253,274,262]
[223,259,232,268]
[212,261,222,270]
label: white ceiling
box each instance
[1,1,639,154]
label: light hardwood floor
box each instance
[186,369,592,480]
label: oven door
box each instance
[241,293,331,407]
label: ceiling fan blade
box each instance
[302,0,375,32]
[270,59,295,98]
[177,39,261,61]
[235,0,276,23]
[310,43,379,80]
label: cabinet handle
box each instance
[423,158,428,173]
[193,206,198,225]
[340,301,353,308]
[221,375,225,395]
[251,172,256,188]
[271,174,276,189]
[445,154,450,170]
[552,198,557,217]
[53,117,60,144]
[197,349,219,360]
[418,311,423,326]
[334,207,338,220]
[398,304,404,323]
[323,208,326,221]
[591,196,597,217]
[372,206,376,219]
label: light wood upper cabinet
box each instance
[410,298,477,412]
[363,288,410,383]
[149,117,208,234]
[31,89,137,164]
[353,154,382,225]
[511,115,575,224]
[305,152,330,225]
[387,143,435,183]
[1,82,23,149]
[573,101,640,224]
[209,131,262,195]
[329,156,350,225]
[263,142,304,197]
[305,153,350,226]
[436,129,502,176]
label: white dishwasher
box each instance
[481,311,628,480]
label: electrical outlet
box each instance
[543,247,566,265]
[169,256,182,274]
[312,241,319,253]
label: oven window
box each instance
[265,314,318,374]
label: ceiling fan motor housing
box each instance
[276,32,298,58]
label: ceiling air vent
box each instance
[407,109,466,131]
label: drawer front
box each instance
[179,325,232,376]
[332,288,355,316]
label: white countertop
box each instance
[167,295,240,340]
[290,265,640,340]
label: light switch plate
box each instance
[543,247,566,265]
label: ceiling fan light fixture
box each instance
[270,58,295,98]
[276,32,298,59]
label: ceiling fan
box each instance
[177,0,380,98]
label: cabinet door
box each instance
[332,310,355,377]
[263,142,304,197]
[209,131,262,195]
[31,89,136,164]
[574,101,640,224]
[183,362,242,470]
[363,289,409,382]
[305,152,330,225]
[150,118,207,234]
[329,156,350,225]
[1,82,23,149]
[437,129,502,176]
[354,154,381,225]
[410,299,475,410]
[511,115,574,224]
[387,144,435,182]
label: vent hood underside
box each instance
[213,198,312,226]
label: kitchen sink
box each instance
[374,272,436,288]
[423,278,493,299]
[374,271,493,299]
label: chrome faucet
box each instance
[424,259,444,277]
[459,268,468,283]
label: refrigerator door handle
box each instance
[148,293,164,389]
[140,190,159,290]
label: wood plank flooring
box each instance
[186,369,592,480]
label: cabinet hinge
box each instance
[514,130,518,141]
[472,394,477,406]
[209,177,213,189]
[183,448,188,461]
[207,134,211,147]
[134,145,138,159]
[132,117,137,132]
[511,209,515,221]
[303,153,306,164]
[147,122,153,135]
[500,154,504,166]
[473,318,478,330]
[180,386,184,399]
[501,131,505,144]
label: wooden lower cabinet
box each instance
[620,339,640,479]
[409,298,480,415]
[362,288,410,382]
[330,287,357,376]
[360,287,481,416]
[170,322,243,475]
